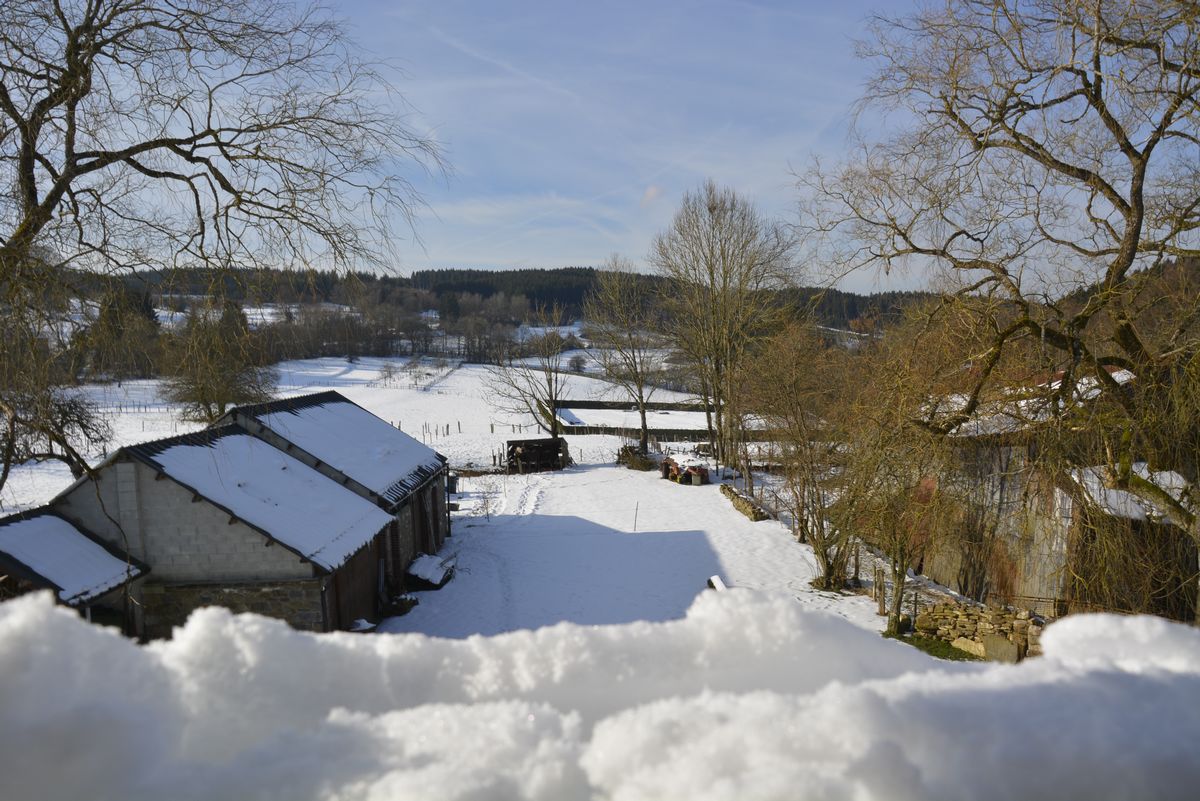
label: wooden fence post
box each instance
[876,567,886,617]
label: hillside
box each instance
[68,264,938,330]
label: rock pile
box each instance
[914,602,1045,661]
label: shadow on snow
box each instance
[380,513,723,639]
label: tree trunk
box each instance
[888,559,907,635]
[638,405,649,455]
[1192,517,1200,625]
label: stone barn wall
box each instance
[142,578,326,639]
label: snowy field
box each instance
[1,356,697,512]
[2,357,1199,800]
[558,406,711,429]
[2,357,560,510]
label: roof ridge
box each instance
[0,505,61,528]
[227,390,350,419]
[122,424,247,465]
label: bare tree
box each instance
[487,304,571,437]
[0,307,109,499]
[1,0,441,278]
[0,0,441,485]
[800,0,1200,615]
[650,180,794,472]
[832,323,961,634]
[746,322,854,589]
[164,298,276,423]
[584,254,667,454]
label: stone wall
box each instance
[142,578,325,639]
[914,602,1045,661]
[720,484,772,522]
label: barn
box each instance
[216,391,450,595]
[2,391,450,638]
[47,425,396,637]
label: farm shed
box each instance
[506,437,571,474]
[216,391,450,594]
[922,439,1197,621]
[51,425,396,638]
[0,509,146,626]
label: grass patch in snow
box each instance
[884,631,985,662]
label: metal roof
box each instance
[0,507,147,605]
[224,391,446,510]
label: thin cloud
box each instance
[427,26,580,104]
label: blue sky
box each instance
[348,0,901,290]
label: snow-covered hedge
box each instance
[1,590,1198,800]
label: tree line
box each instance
[68,263,934,331]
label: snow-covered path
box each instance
[380,464,883,637]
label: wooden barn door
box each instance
[412,489,435,555]
[383,520,403,596]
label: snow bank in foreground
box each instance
[2,592,1198,801]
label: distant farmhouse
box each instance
[922,371,1196,621]
[0,391,448,638]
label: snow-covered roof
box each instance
[1071,464,1191,524]
[125,426,393,571]
[0,509,144,605]
[228,392,445,507]
[408,553,455,586]
[945,368,1136,439]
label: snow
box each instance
[0,378,207,513]
[557,405,764,432]
[2,591,1200,800]
[0,513,141,605]
[150,430,393,570]
[275,359,534,467]
[515,321,584,342]
[1072,463,1191,522]
[243,302,356,330]
[0,357,520,512]
[948,369,1137,438]
[267,359,681,468]
[380,466,884,638]
[246,394,444,502]
[407,553,454,585]
[558,406,712,429]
